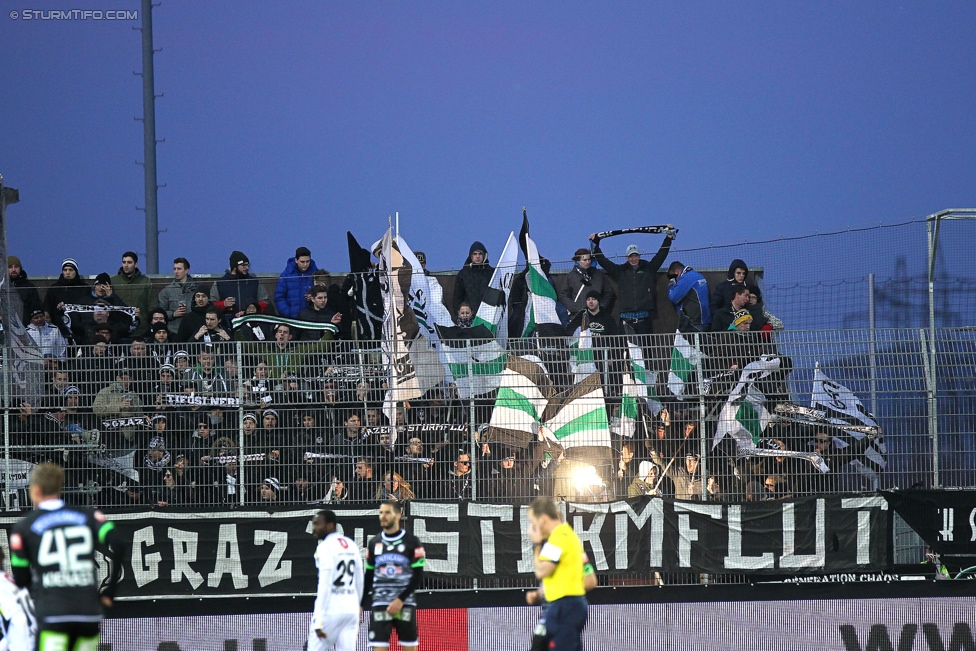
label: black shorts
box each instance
[368,605,418,647]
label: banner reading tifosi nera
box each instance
[0,496,891,598]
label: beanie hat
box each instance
[732,310,753,328]
[229,251,249,268]
[242,412,258,424]
[585,289,601,301]
[61,258,79,273]
[7,256,21,268]
[95,272,112,286]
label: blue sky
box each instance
[2,1,974,279]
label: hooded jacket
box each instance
[668,266,712,333]
[710,259,749,314]
[274,256,320,318]
[10,269,42,325]
[452,241,494,316]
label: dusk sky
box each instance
[2,1,974,280]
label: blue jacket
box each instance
[274,257,320,318]
[668,267,711,332]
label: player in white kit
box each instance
[308,510,364,651]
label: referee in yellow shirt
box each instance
[529,496,588,650]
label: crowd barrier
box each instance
[98,582,975,651]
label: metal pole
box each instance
[0,176,14,511]
[2,349,9,512]
[141,0,160,273]
[467,339,477,500]
[868,274,877,417]
[236,340,246,506]
[919,330,940,488]
[694,332,707,500]
[925,219,940,488]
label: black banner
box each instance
[0,496,891,599]
[884,489,976,559]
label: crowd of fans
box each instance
[1,237,865,513]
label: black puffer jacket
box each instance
[592,236,673,315]
[452,241,494,316]
[710,259,749,313]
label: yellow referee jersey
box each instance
[538,522,586,601]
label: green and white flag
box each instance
[713,357,828,472]
[487,355,554,449]
[437,332,508,400]
[668,331,703,399]
[627,337,662,415]
[471,231,519,341]
[541,372,611,449]
[438,232,518,398]
[519,213,563,338]
[567,327,598,384]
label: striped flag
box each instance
[438,233,518,398]
[567,327,598,384]
[811,368,886,489]
[486,355,555,449]
[518,212,563,339]
[541,372,611,449]
[626,335,662,415]
[471,232,519,340]
[668,331,703,399]
[436,326,508,400]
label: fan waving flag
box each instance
[471,231,519,341]
[714,357,828,472]
[438,232,518,398]
[518,211,563,339]
[811,368,886,489]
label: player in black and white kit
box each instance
[361,500,425,650]
[9,463,125,651]
[308,510,364,651]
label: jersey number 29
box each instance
[333,559,356,587]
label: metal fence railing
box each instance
[2,328,972,509]
[2,329,972,587]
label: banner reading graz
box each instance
[0,496,891,599]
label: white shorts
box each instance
[308,612,360,651]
